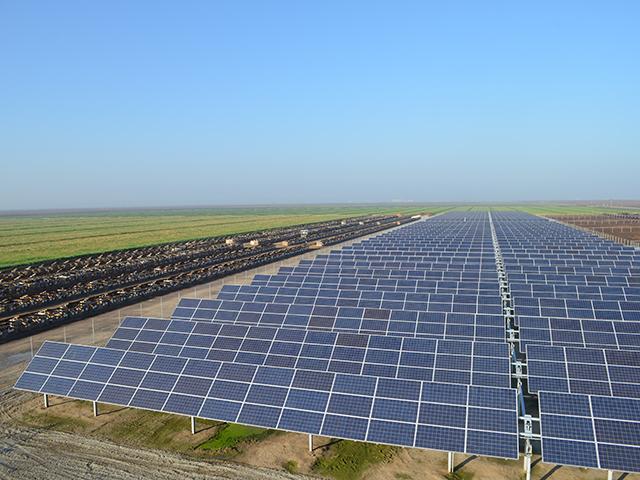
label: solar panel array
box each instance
[14,211,640,473]
[491,212,640,352]
[14,212,523,460]
[492,211,640,472]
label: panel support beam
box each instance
[447,452,454,473]
[308,434,313,452]
[93,401,98,417]
[190,416,196,435]
[43,393,49,408]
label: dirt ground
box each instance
[551,215,640,242]
[0,389,308,480]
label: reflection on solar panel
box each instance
[539,391,640,472]
[105,316,511,387]
[16,340,519,458]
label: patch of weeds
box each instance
[312,440,398,480]
[198,423,275,452]
[283,460,298,474]
[21,409,89,432]
[121,412,191,450]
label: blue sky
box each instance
[1,1,639,210]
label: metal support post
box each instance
[607,471,614,480]
[191,416,196,435]
[93,401,98,417]
[308,434,313,452]
[43,394,49,408]
[447,451,454,473]
[523,440,532,480]
[30,337,34,358]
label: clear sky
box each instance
[1,1,639,210]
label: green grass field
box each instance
[0,203,636,268]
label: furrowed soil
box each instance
[551,215,640,242]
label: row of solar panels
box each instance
[309,254,640,267]
[17,340,519,457]
[285,263,639,275]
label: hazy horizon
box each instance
[2,200,640,217]
[2,2,639,210]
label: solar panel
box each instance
[527,344,640,398]
[15,340,519,459]
[539,391,640,472]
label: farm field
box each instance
[1,203,637,269]
[0,205,440,268]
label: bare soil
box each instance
[551,215,640,242]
